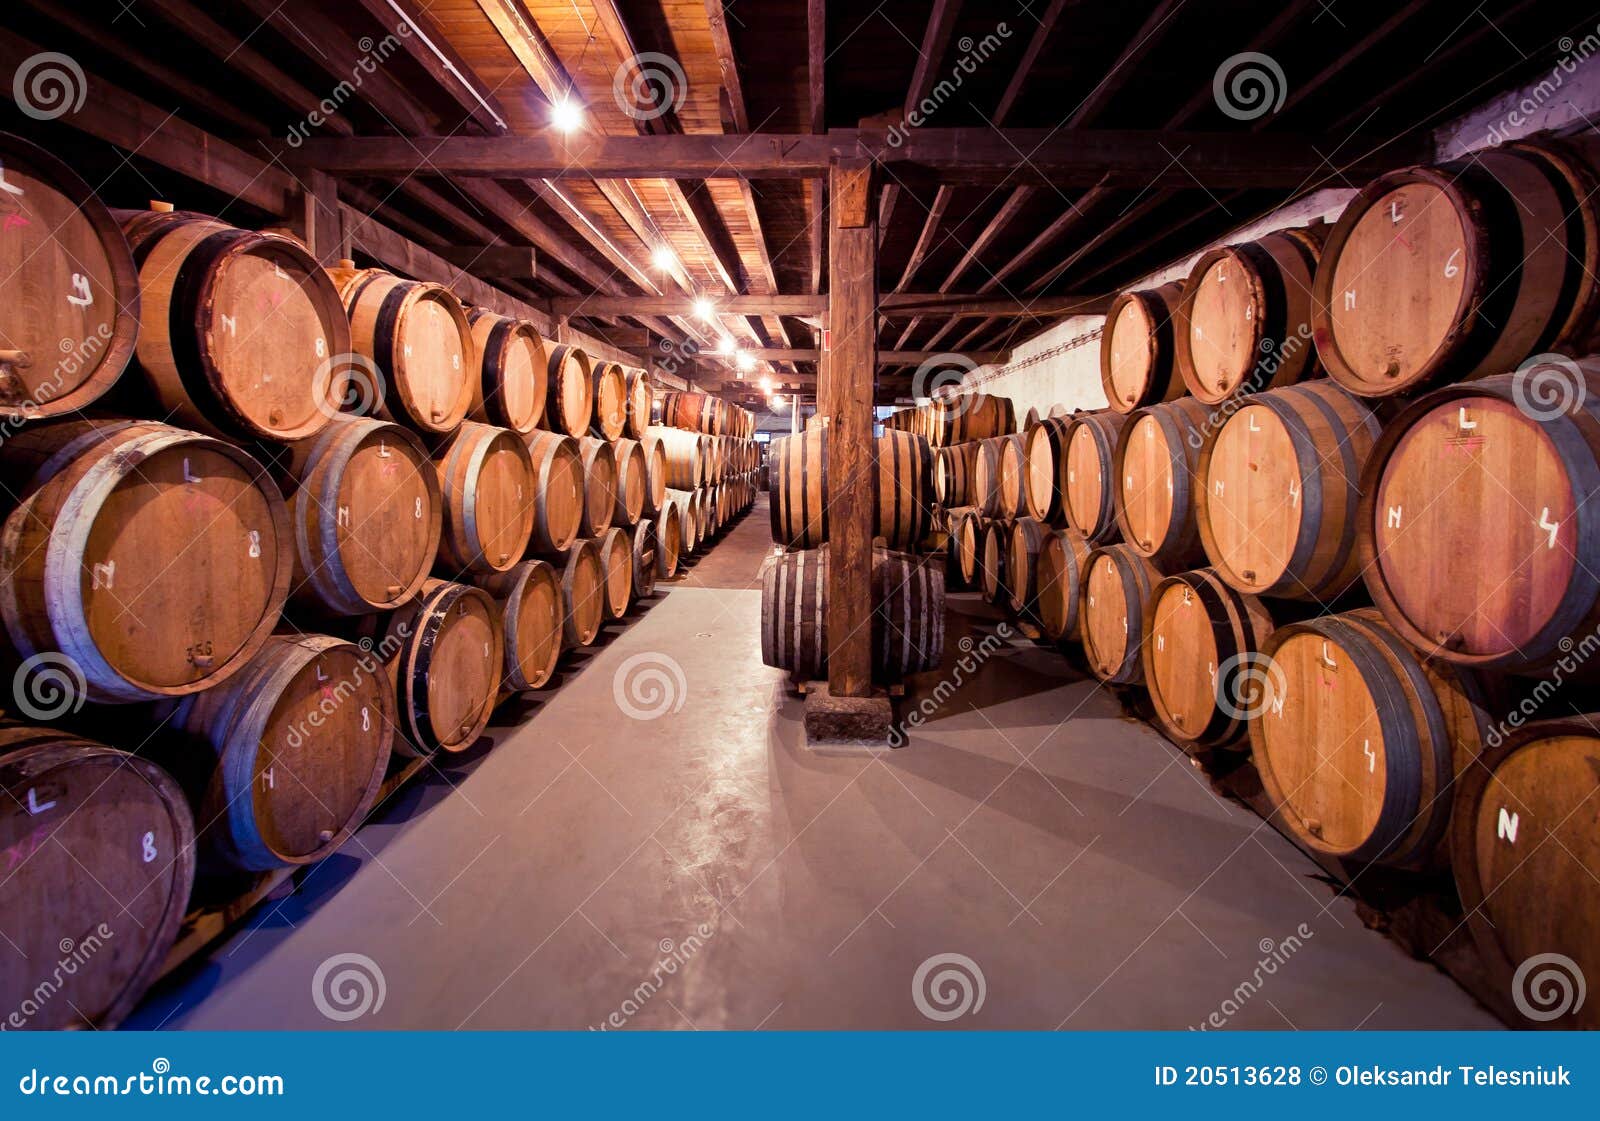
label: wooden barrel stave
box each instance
[1101,282,1186,413]
[1113,398,1210,570]
[1033,527,1093,642]
[433,421,536,574]
[1061,410,1128,544]
[1081,544,1161,685]
[466,309,546,435]
[474,560,563,692]
[575,436,618,539]
[545,344,594,437]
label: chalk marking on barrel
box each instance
[67,274,93,308]
[1387,504,1403,530]
[1344,289,1356,311]
[183,457,201,484]
[0,161,22,195]
[25,788,55,815]
[1498,807,1519,844]
[1444,248,1461,279]
[92,560,115,589]
[1538,507,1560,548]
[1458,406,1476,430]
[1363,739,1376,774]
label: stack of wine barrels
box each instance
[896,134,1600,1029]
[0,129,758,1025]
[641,389,759,570]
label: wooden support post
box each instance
[291,170,344,266]
[824,160,877,702]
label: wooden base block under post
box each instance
[802,683,895,751]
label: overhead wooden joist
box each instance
[286,128,1417,187]
[545,294,1106,318]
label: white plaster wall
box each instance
[946,47,1600,421]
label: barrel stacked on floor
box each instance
[0,137,754,1027]
[910,134,1600,1028]
[761,400,962,685]
[645,387,761,574]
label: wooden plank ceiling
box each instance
[5,0,1596,407]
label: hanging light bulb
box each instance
[693,297,715,320]
[550,97,584,133]
[736,350,756,372]
[651,244,676,271]
[759,375,773,392]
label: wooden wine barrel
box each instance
[329,264,473,436]
[1113,398,1209,570]
[631,519,658,600]
[433,421,535,574]
[1451,717,1600,1029]
[1081,545,1161,685]
[0,132,139,424]
[877,427,935,550]
[1007,517,1051,617]
[280,416,440,616]
[760,546,945,681]
[970,436,1006,518]
[117,208,347,442]
[611,437,647,528]
[637,432,669,516]
[1023,405,1042,432]
[1176,226,1323,404]
[1142,568,1275,752]
[945,507,982,589]
[768,427,932,550]
[594,527,634,620]
[978,519,1011,606]
[661,389,721,434]
[1312,150,1577,397]
[0,724,194,1029]
[466,309,546,435]
[1061,410,1128,544]
[1251,610,1490,868]
[574,437,618,539]
[556,539,605,648]
[696,484,715,541]
[590,360,628,441]
[1101,282,1186,413]
[1024,415,1072,523]
[0,421,289,702]
[1032,527,1093,642]
[1197,382,1379,600]
[1358,364,1600,674]
[672,488,700,555]
[648,425,706,489]
[946,392,1015,444]
[473,560,563,692]
[519,430,583,555]
[364,580,501,755]
[164,634,391,871]
[544,343,594,437]
[624,367,654,439]
[655,500,682,578]
[1513,135,1600,355]
[997,433,1031,521]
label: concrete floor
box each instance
[129,497,1497,1030]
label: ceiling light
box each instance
[693,297,715,320]
[759,375,772,391]
[550,97,583,133]
[736,350,756,372]
[651,245,676,271]
[716,337,736,355]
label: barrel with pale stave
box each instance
[433,421,536,575]
[1450,716,1600,1029]
[0,420,290,703]
[1060,410,1128,544]
[161,634,392,872]
[544,344,594,437]
[760,546,945,682]
[521,430,584,555]
[0,723,195,1029]
[1032,526,1093,642]
[1113,397,1210,571]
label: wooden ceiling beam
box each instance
[1064,0,1184,126]
[287,128,1411,185]
[348,0,510,134]
[544,293,1106,317]
[877,0,964,240]
[433,245,538,276]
